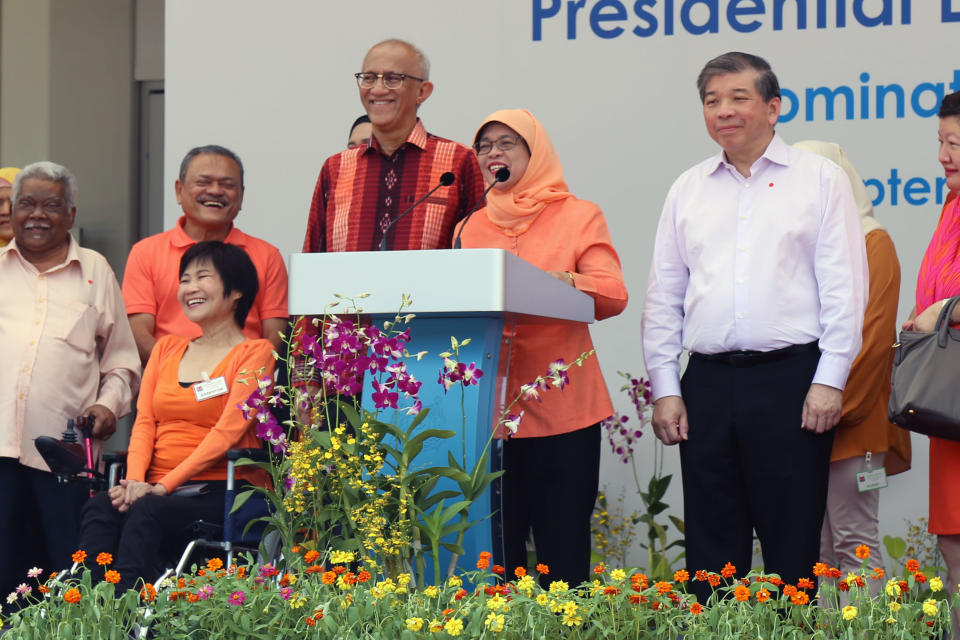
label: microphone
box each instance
[379,172,456,251]
[453,167,509,249]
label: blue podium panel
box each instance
[362,315,504,582]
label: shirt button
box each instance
[35,319,41,325]
[740,215,747,220]
[738,247,746,252]
[737,278,744,284]
[737,313,745,319]
[745,182,751,188]
[23,366,29,372]
[29,340,35,346]
[19,394,25,399]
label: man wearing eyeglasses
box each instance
[303,39,484,253]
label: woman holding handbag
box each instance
[902,90,960,636]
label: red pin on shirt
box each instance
[768,183,774,187]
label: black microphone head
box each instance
[439,171,455,186]
[495,167,511,183]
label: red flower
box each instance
[797,578,814,590]
[905,559,920,573]
[690,602,704,615]
[305,618,316,627]
[594,564,605,574]
[603,586,620,596]
[695,570,709,582]
[837,582,850,592]
[915,572,928,584]
[536,563,549,575]
[720,562,736,579]
[140,583,156,602]
[629,594,641,604]
[356,571,371,583]
[454,589,467,601]
[491,565,505,575]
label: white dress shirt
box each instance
[0,237,141,470]
[642,135,868,401]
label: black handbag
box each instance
[888,295,960,440]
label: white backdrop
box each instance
[165,0,960,565]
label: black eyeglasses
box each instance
[474,135,522,156]
[354,72,424,89]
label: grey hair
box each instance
[178,145,245,186]
[12,161,79,210]
[696,52,780,103]
[367,38,431,80]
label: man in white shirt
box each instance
[642,52,867,602]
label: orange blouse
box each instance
[126,335,274,491]
[456,196,628,438]
[831,229,910,473]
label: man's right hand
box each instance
[652,395,689,445]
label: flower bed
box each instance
[3,547,951,639]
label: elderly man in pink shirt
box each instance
[0,161,140,604]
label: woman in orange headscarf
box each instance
[0,167,21,247]
[455,109,628,586]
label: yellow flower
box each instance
[888,601,901,612]
[424,585,440,598]
[428,619,444,632]
[885,579,901,597]
[536,594,549,606]
[841,606,858,620]
[589,580,603,596]
[610,569,627,581]
[562,601,578,616]
[844,573,860,586]
[447,576,462,588]
[923,599,939,616]
[329,550,355,564]
[397,573,412,586]
[485,612,505,632]
[405,618,424,632]
[444,618,464,636]
[487,593,506,611]
[886,617,897,624]
[562,612,583,627]
[548,580,569,593]
[395,586,408,595]
[516,575,535,593]
[931,577,944,592]
[289,595,306,609]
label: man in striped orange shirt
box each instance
[303,39,484,253]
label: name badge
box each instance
[193,376,228,402]
[856,467,887,492]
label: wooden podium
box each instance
[289,249,592,577]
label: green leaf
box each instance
[668,515,685,535]
[403,406,431,437]
[884,535,907,560]
[440,541,466,555]
[229,489,255,514]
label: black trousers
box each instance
[78,484,226,592]
[0,459,88,602]
[679,345,832,604]
[499,423,600,587]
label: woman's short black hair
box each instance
[940,92,960,119]
[178,241,259,329]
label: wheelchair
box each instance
[36,423,278,583]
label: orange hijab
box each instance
[477,109,572,236]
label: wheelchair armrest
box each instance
[227,448,269,463]
[103,450,128,465]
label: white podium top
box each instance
[289,249,594,323]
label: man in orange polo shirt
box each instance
[123,145,288,364]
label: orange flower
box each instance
[706,573,721,587]
[906,559,920,573]
[655,581,673,595]
[813,562,828,577]
[514,566,527,578]
[38,585,50,594]
[356,571,371,583]
[104,570,121,584]
[454,589,467,600]
[206,558,224,571]
[594,564,606,574]
[673,569,689,583]
[187,593,200,603]
[321,571,336,585]
[629,594,641,605]
[790,592,810,606]
[827,567,842,579]
[306,565,324,574]
[305,617,316,627]
[797,578,814,590]
[63,588,82,604]
[915,572,928,584]
[783,585,798,597]
[491,565,505,575]
[690,602,704,615]
[536,563,549,575]
[291,545,301,554]
[96,552,113,566]
[603,586,620,596]
[756,588,771,602]
[768,577,783,587]
[442,608,454,616]
[871,567,885,580]
[899,580,909,593]
[855,545,870,560]
[304,550,321,564]
[837,582,850,592]
[177,577,187,589]
[720,562,736,579]
[733,585,750,601]
[333,566,347,575]
[140,583,156,602]
[71,550,87,564]
[197,569,207,577]
[695,570,709,582]
[477,557,490,570]
[313,609,324,620]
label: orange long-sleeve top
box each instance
[456,197,628,438]
[126,335,274,491]
[832,229,911,473]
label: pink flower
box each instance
[457,362,483,386]
[197,585,214,600]
[15,583,31,596]
[280,586,294,600]
[228,590,246,606]
[26,567,43,579]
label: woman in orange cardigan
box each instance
[793,141,911,586]
[456,109,628,586]
[79,241,274,591]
